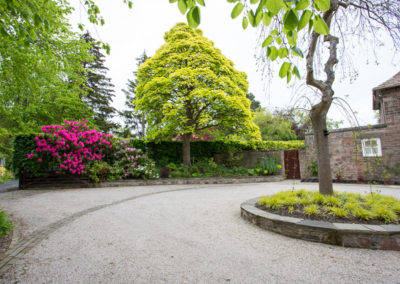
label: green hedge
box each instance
[12,135,304,172]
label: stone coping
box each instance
[241,197,400,251]
[24,175,284,190]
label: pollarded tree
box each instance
[135,23,261,166]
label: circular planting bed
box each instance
[241,196,400,251]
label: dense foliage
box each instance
[135,23,261,165]
[13,133,303,171]
[253,109,298,141]
[12,121,158,181]
[258,190,400,224]
[0,166,14,184]
[0,0,94,163]
[0,209,13,238]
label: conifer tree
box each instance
[120,51,149,138]
[81,31,118,133]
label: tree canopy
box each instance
[0,0,94,161]
[253,109,297,141]
[135,23,261,165]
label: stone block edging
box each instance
[241,197,400,251]
[23,175,284,190]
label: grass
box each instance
[258,190,400,224]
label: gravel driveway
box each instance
[0,181,399,283]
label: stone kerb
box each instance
[241,198,400,251]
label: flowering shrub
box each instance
[0,166,14,183]
[27,120,114,175]
[113,139,159,180]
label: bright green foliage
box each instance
[258,190,400,224]
[253,109,298,141]
[256,156,282,175]
[0,0,94,161]
[135,23,261,143]
[0,210,13,237]
[170,0,332,82]
[13,134,304,171]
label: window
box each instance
[361,138,382,157]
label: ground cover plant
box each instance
[257,190,400,224]
[0,209,13,238]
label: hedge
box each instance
[12,135,304,173]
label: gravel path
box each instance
[0,181,399,283]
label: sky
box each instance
[69,0,399,128]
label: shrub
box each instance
[0,210,13,237]
[256,156,282,176]
[0,166,14,183]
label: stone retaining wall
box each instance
[22,175,284,190]
[241,198,400,251]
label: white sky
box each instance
[69,0,399,128]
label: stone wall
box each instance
[303,86,400,183]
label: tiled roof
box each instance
[373,71,400,92]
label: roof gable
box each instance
[373,71,400,92]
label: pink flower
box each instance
[38,158,42,162]
[27,153,34,159]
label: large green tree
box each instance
[81,31,118,133]
[120,51,150,138]
[135,23,261,165]
[0,0,94,162]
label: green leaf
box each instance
[278,47,289,58]
[187,6,201,27]
[313,15,329,35]
[298,10,312,30]
[262,12,271,26]
[178,0,187,14]
[196,0,205,6]
[250,0,260,4]
[248,10,256,26]
[262,36,274,47]
[292,46,304,57]
[287,71,292,83]
[275,37,282,45]
[231,3,244,19]
[266,0,284,15]
[242,17,249,29]
[271,29,279,36]
[128,1,133,8]
[34,14,42,27]
[313,0,330,12]
[279,62,291,78]
[267,46,278,61]
[227,0,239,2]
[295,0,310,10]
[283,9,298,31]
[169,0,178,3]
[255,9,263,26]
[292,66,301,79]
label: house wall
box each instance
[303,87,400,182]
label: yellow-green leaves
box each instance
[178,0,188,14]
[295,0,310,10]
[262,36,274,47]
[267,46,278,61]
[135,23,260,142]
[242,17,249,29]
[313,15,329,35]
[313,0,330,12]
[266,0,285,15]
[231,3,244,19]
[298,10,312,30]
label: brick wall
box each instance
[303,87,400,182]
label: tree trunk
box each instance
[310,99,333,195]
[182,133,191,166]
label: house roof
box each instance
[372,71,400,110]
[373,71,400,92]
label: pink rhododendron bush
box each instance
[27,120,159,182]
